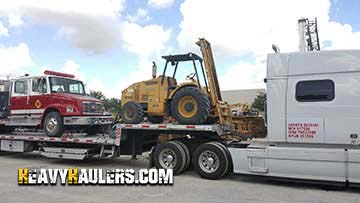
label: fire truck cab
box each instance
[0,70,113,137]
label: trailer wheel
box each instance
[44,111,64,137]
[121,102,144,124]
[212,142,233,175]
[153,141,187,175]
[173,140,191,171]
[192,142,229,180]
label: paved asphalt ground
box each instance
[0,152,359,203]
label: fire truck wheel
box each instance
[170,86,210,125]
[173,140,191,171]
[153,141,187,175]
[44,111,65,137]
[192,142,229,180]
[121,102,144,124]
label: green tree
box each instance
[252,92,266,112]
[89,90,121,114]
[90,90,105,100]
[104,98,121,114]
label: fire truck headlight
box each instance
[66,106,74,113]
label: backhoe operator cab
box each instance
[121,52,212,124]
[0,70,114,137]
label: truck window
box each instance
[14,81,27,94]
[49,77,85,95]
[296,79,335,102]
[32,78,48,93]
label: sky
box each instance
[0,0,359,98]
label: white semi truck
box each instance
[1,49,360,186]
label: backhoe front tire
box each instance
[121,102,144,124]
[170,86,210,124]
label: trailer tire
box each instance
[192,142,229,180]
[212,142,233,175]
[44,111,64,137]
[173,140,191,171]
[121,102,144,124]
[153,141,187,175]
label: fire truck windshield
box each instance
[49,77,85,95]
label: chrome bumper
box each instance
[63,116,114,126]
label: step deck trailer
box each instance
[0,123,359,186]
[0,123,231,167]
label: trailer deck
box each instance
[0,123,229,160]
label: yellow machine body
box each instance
[121,76,198,116]
[121,38,232,125]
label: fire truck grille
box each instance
[82,102,103,114]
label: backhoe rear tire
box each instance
[121,102,144,124]
[170,86,210,125]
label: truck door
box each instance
[28,77,49,125]
[285,55,331,143]
[286,78,328,143]
[9,79,33,125]
[0,82,10,119]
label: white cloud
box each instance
[0,21,9,36]
[122,22,172,58]
[320,22,360,49]
[0,43,32,77]
[62,60,86,81]
[115,22,172,94]
[220,60,266,91]
[177,0,360,89]
[148,0,175,8]
[178,0,331,56]
[0,0,125,53]
[0,0,173,57]
[8,14,23,27]
[126,8,150,23]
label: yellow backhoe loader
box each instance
[120,38,231,125]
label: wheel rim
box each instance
[198,150,219,173]
[46,117,58,133]
[159,148,177,169]
[125,107,135,120]
[177,96,198,118]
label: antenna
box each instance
[298,18,320,52]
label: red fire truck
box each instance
[0,70,113,137]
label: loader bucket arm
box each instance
[196,39,223,104]
[196,38,232,125]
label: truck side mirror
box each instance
[152,61,157,78]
